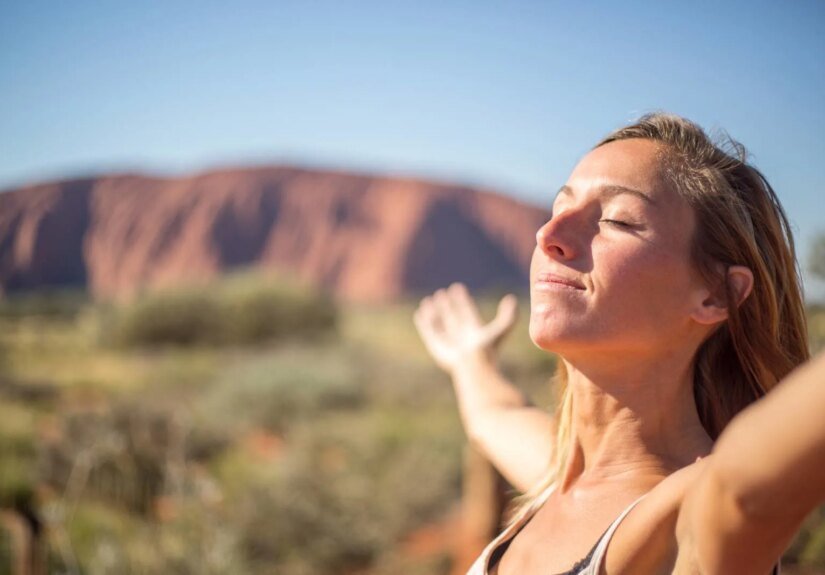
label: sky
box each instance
[1,0,824,295]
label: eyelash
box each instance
[599,219,632,228]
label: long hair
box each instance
[508,112,810,523]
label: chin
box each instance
[529,311,599,357]
[529,318,568,352]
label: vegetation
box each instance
[0,274,475,574]
[811,233,825,281]
[0,272,824,574]
[105,272,337,348]
[0,289,89,321]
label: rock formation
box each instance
[0,166,551,302]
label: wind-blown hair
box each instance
[509,112,809,523]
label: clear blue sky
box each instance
[2,1,823,294]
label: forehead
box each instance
[566,138,670,201]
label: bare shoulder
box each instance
[602,458,713,574]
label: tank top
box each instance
[464,484,782,575]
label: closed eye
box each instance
[599,219,633,228]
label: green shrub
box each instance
[193,344,366,440]
[219,273,337,345]
[57,497,247,575]
[109,289,224,347]
[0,289,89,321]
[0,402,38,509]
[809,305,825,355]
[231,408,462,575]
[40,402,184,515]
[786,506,825,568]
[106,273,337,348]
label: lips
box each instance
[534,272,586,290]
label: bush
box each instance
[786,506,825,568]
[0,402,38,509]
[0,289,89,321]
[231,408,463,575]
[109,289,225,347]
[40,402,185,515]
[192,344,366,441]
[107,273,337,348]
[219,273,337,345]
[809,306,825,355]
[58,500,247,575]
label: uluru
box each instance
[0,166,551,302]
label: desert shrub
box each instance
[192,344,366,443]
[218,273,337,345]
[231,408,463,575]
[0,289,89,321]
[40,402,186,515]
[107,273,336,348]
[0,433,36,507]
[808,305,825,354]
[45,491,246,575]
[0,377,60,405]
[785,506,825,568]
[368,553,453,575]
[0,403,38,509]
[35,397,254,574]
[108,288,225,347]
[346,352,451,410]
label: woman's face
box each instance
[529,138,707,357]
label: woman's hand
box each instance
[413,283,553,491]
[413,283,518,374]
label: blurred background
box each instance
[1,1,824,573]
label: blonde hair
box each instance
[508,112,810,523]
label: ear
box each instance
[691,265,754,325]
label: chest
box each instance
[494,493,634,575]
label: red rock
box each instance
[0,166,551,302]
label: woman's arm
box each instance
[678,351,825,574]
[413,283,555,492]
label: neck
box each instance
[557,347,714,492]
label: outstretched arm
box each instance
[413,283,555,492]
[679,351,825,574]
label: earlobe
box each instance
[691,266,754,326]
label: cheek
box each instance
[596,243,694,315]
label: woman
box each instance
[413,113,822,574]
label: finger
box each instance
[417,296,446,335]
[413,306,431,338]
[414,303,447,355]
[433,288,458,333]
[480,294,519,345]
[448,282,482,325]
[414,302,453,366]
[444,283,471,325]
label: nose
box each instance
[536,211,578,260]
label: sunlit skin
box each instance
[414,135,825,574]
[497,139,726,574]
[414,137,758,573]
[526,138,734,485]
[530,138,712,360]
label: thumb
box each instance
[481,294,518,344]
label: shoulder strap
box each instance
[581,495,646,574]
[580,495,783,575]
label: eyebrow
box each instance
[555,184,656,205]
